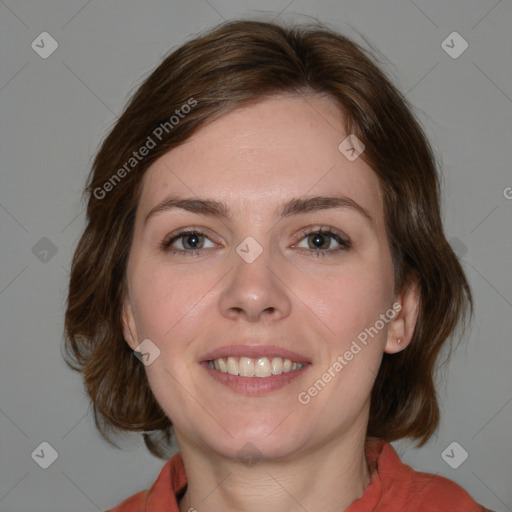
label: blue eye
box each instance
[161,226,351,258]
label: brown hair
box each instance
[63,19,473,459]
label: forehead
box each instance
[137,94,383,225]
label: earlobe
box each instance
[121,298,138,351]
[384,277,420,354]
[385,318,408,354]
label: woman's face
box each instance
[122,94,411,461]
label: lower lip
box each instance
[201,362,311,395]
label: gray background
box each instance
[0,1,511,511]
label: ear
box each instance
[384,276,420,354]
[121,296,138,351]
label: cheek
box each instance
[301,267,392,405]
[300,257,393,344]
[129,263,210,414]
[129,262,210,346]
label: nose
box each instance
[218,245,292,323]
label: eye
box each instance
[160,226,351,258]
[161,229,217,256]
[293,226,351,258]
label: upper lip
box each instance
[201,344,311,364]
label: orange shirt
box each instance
[106,438,493,511]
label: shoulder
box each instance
[368,439,491,511]
[103,452,185,512]
[406,471,490,511]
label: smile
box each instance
[207,356,305,378]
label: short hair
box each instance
[63,19,473,459]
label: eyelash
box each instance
[160,226,351,258]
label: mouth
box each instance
[200,345,311,394]
[206,356,307,378]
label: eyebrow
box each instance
[144,194,373,225]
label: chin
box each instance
[206,421,309,462]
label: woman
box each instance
[64,19,493,511]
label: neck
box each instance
[176,428,372,512]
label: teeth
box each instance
[208,356,305,377]
[239,356,254,377]
[218,357,227,373]
[270,357,283,375]
[227,356,239,375]
[255,357,271,377]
